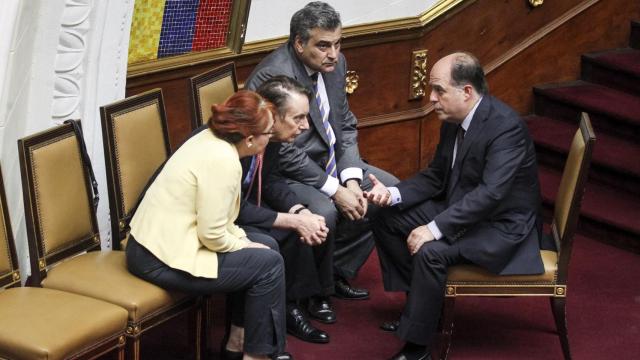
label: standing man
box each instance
[236,76,334,345]
[245,1,398,321]
[365,52,544,360]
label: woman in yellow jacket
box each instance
[126,90,290,360]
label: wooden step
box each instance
[582,48,640,96]
[538,165,640,253]
[533,81,640,141]
[526,115,640,196]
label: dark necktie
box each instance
[452,125,466,167]
[244,152,263,207]
[311,73,338,178]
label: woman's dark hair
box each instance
[256,75,312,118]
[208,90,275,144]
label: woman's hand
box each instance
[241,239,270,250]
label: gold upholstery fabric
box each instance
[113,102,167,215]
[0,287,127,360]
[31,134,93,255]
[42,251,187,322]
[197,76,235,125]
[447,250,558,283]
[555,130,585,239]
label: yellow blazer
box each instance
[130,129,248,278]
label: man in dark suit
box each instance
[245,0,399,320]
[236,76,336,344]
[365,52,544,360]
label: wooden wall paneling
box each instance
[358,120,421,180]
[488,0,640,114]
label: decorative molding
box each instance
[127,0,468,78]
[410,49,428,100]
[360,0,600,129]
[52,0,91,123]
[345,70,359,94]
[529,0,544,7]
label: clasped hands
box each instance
[293,209,329,246]
[363,174,435,255]
[333,179,368,221]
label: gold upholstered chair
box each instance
[99,88,170,251]
[439,113,596,360]
[188,62,238,129]
[0,164,128,360]
[18,121,202,360]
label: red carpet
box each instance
[279,236,640,360]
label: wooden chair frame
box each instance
[18,121,202,360]
[439,113,596,360]
[100,88,171,251]
[1,163,127,360]
[188,62,238,130]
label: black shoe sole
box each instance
[286,329,330,344]
[308,313,337,324]
[332,293,370,300]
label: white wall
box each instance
[245,0,439,42]
[0,0,134,281]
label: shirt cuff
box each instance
[427,221,443,240]
[340,167,363,184]
[388,187,402,205]
[320,176,340,197]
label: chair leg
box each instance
[438,297,456,360]
[550,297,571,360]
[201,296,214,357]
[190,302,204,360]
[125,336,141,360]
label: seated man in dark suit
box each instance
[236,76,335,345]
[365,52,544,360]
[245,1,399,320]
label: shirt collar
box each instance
[460,96,483,132]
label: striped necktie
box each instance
[311,73,338,178]
[244,152,263,207]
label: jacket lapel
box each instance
[287,45,331,146]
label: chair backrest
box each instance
[189,62,238,129]
[18,121,101,284]
[552,113,596,283]
[100,88,170,249]
[0,165,20,290]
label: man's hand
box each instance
[406,225,435,255]
[345,179,368,216]
[293,210,329,246]
[363,174,391,207]
[333,185,365,221]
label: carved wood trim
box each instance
[359,0,600,129]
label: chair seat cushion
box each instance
[42,251,190,322]
[0,287,127,360]
[447,250,558,284]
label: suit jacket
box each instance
[130,129,247,279]
[245,43,364,188]
[397,96,544,275]
[236,142,301,230]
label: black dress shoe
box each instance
[333,277,369,300]
[272,353,293,360]
[220,347,243,360]
[307,296,337,324]
[380,319,400,332]
[286,305,330,343]
[388,350,431,360]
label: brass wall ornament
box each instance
[529,0,544,7]
[410,49,429,99]
[345,70,359,94]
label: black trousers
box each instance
[241,225,334,301]
[125,234,286,356]
[288,163,398,279]
[373,200,468,347]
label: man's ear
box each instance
[463,84,474,99]
[294,35,305,54]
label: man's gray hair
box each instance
[289,2,341,44]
